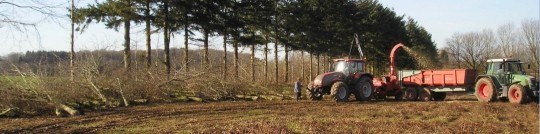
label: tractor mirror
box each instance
[499,64,503,69]
[528,64,531,69]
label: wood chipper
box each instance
[373,43,539,104]
[373,43,478,101]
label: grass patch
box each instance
[107,126,154,133]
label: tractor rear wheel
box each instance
[531,96,539,103]
[418,88,432,101]
[403,87,418,101]
[354,77,374,101]
[475,78,497,102]
[527,88,539,103]
[508,84,530,104]
[432,92,447,101]
[330,82,350,102]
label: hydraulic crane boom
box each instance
[349,33,365,59]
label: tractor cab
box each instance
[486,58,526,76]
[485,58,532,86]
[333,59,365,77]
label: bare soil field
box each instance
[0,96,538,133]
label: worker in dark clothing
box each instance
[294,78,302,102]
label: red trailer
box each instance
[373,44,478,101]
[399,69,477,89]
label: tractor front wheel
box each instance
[508,84,530,104]
[475,78,497,102]
[330,82,350,102]
[307,88,323,101]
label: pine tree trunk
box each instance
[183,14,189,72]
[291,51,294,81]
[70,0,75,81]
[273,0,279,84]
[322,53,326,73]
[274,40,278,84]
[301,50,304,81]
[264,35,269,84]
[233,40,239,80]
[284,45,289,83]
[251,44,255,82]
[163,1,170,75]
[123,20,131,70]
[316,54,320,75]
[145,0,151,69]
[309,52,313,81]
[222,35,227,79]
[203,29,209,68]
[327,54,332,71]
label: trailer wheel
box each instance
[330,82,349,102]
[508,84,530,104]
[403,87,418,101]
[475,78,497,102]
[432,92,446,101]
[394,91,404,101]
[354,77,374,101]
[418,88,432,101]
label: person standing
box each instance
[294,78,302,102]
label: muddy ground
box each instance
[0,95,538,133]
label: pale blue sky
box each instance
[379,0,539,47]
[1,0,539,56]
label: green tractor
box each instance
[475,58,539,104]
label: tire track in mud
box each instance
[2,101,538,133]
[0,101,406,133]
[71,102,301,133]
[3,101,304,133]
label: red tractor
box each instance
[307,59,374,102]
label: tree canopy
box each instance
[73,0,438,75]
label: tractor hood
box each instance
[513,74,536,86]
[312,72,345,88]
[512,75,537,90]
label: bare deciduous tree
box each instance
[443,20,539,76]
[497,23,519,58]
[520,19,539,75]
[0,0,62,32]
[445,29,496,71]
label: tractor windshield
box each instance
[506,62,525,74]
[334,61,347,72]
[333,61,364,73]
